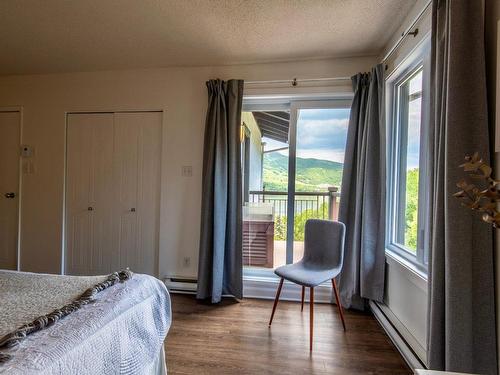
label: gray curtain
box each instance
[338,64,386,310]
[426,1,497,374]
[197,79,244,303]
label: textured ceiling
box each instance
[0,0,417,75]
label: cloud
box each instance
[297,117,349,150]
[296,149,346,163]
[264,108,351,163]
[406,98,421,168]
[299,108,350,121]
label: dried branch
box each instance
[454,153,500,228]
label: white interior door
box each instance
[65,112,161,276]
[0,111,20,270]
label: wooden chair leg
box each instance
[309,287,314,351]
[332,278,346,331]
[269,278,284,326]
[301,286,305,312]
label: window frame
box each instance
[386,37,431,272]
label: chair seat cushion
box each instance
[274,261,341,288]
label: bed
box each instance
[0,269,171,374]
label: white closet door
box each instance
[66,113,114,275]
[112,112,161,275]
[65,112,161,276]
[0,112,20,270]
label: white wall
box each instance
[0,56,377,278]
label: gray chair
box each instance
[268,219,346,351]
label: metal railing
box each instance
[248,187,340,221]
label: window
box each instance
[387,40,430,270]
[394,69,422,253]
[241,98,351,276]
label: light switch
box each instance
[181,166,193,177]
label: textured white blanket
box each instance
[0,270,171,374]
[0,270,108,339]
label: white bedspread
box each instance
[0,272,171,375]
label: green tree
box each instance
[274,215,287,241]
[273,202,329,241]
[405,168,419,251]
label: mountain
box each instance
[263,152,343,192]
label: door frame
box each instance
[63,109,165,276]
[0,106,23,271]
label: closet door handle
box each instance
[88,206,94,211]
[130,208,136,212]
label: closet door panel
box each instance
[113,112,161,275]
[136,112,161,275]
[112,113,139,273]
[90,120,115,275]
[66,113,114,275]
[66,114,94,275]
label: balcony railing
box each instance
[243,187,341,268]
[248,186,340,221]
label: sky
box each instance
[261,72,422,169]
[406,71,422,169]
[296,108,350,163]
[263,108,350,164]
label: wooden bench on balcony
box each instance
[243,220,274,268]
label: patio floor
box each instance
[272,240,304,268]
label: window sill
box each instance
[385,249,428,287]
[243,266,277,280]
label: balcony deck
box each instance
[273,240,304,268]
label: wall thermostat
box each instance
[20,145,34,158]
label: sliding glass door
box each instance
[242,99,350,274]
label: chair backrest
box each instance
[302,219,346,270]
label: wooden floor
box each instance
[165,294,411,375]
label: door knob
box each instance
[4,192,15,199]
[130,208,136,212]
[88,206,94,211]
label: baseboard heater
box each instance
[369,300,426,371]
[163,277,197,294]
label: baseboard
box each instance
[163,275,336,303]
[163,276,197,294]
[370,300,426,372]
[376,301,427,363]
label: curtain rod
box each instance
[244,76,351,86]
[381,0,432,64]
